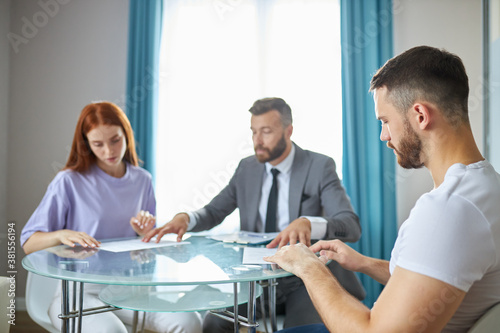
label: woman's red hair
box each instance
[64,102,139,172]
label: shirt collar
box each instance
[265,143,295,176]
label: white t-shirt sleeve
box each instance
[392,192,495,292]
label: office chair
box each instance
[25,272,60,333]
[26,272,146,333]
[467,302,500,333]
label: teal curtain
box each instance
[126,0,163,180]
[340,0,397,307]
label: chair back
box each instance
[26,272,60,333]
[468,302,500,333]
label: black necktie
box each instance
[265,168,280,233]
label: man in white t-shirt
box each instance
[265,45,500,333]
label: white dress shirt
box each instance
[259,145,327,238]
[188,144,327,238]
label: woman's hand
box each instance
[23,230,100,255]
[130,210,156,236]
[56,229,100,248]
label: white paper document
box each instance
[242,247,278,265]
[209,232,279,245]
[99,235,190,252]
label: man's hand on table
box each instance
[142,213,189,243]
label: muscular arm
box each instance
[358,258,390,285]
[302,261,464,332]
[266,244,466,333]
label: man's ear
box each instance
[286,124,293,138]
[411,103,431,130]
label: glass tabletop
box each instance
[22,236,291,285]
[99,282,263,312]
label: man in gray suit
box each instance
[144,97,365,331]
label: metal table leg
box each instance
[140,312,146,333]
[132,311,138,333]
[233,282,239,333]
[268,278,278,332]
[132,311,147,333]
[59,280,121,333]
[71,282,77,333]
[61,280,70,333]
[208,280,263,332]
[248,281,257,333]
[78,282,84,333]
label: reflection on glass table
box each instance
[23,236,289,285]
[99,283,263,312]
[22,236,291,333]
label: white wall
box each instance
[393,0,483,226]
[7,0,129,297]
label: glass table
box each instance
[22,236,292,333]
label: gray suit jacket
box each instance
[192,144,360,238]
[192,143,365,299]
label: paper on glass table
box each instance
[242,247,278,265]
[99,234,191,252]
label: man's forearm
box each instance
[358,257,390,285]
[300,259,372,332]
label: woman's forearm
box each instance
[22,231,62,254]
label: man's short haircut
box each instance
[370,45,470,127]
[249,97,293,127]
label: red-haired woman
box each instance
[21,102,202,333]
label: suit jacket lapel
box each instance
[289,144,310,221]
[246,161,265,231]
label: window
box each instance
[156,0,342,233]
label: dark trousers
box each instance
[276,324,329,333]
[203,261,365,333]
[203,276,323,333]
